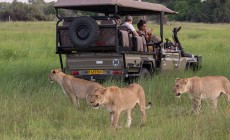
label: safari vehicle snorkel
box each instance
[54,0,202,81]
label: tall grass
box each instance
[0,21,230,139]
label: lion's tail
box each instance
[146,102,152,109]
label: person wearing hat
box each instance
[121,15,139,36]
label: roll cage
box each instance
[54,0,177,51]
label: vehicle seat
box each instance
[58,21,72,47]
[118,26,147,51]
[101,20,116,25]
[95,20,116,46]
[119,30,129,48]
[134,36,145,52]
[118,26,134,50]
[140,35,147,52]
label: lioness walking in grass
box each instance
[48,69,104,106]
[88,83,152,130]
[173,76,230,113]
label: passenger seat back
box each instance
[134,36,143,51]
[119,30,129,48]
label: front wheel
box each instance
[186,62,198,72]
[140,68,151,79]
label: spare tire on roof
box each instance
[68,17,100,48]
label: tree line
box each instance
[0,0,55,21]
[0,0,229,23]
[145,0,230,23]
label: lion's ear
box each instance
[175,78,180,82]
[92,88,106,94]
[92,88,99,94]
[183,79,188,84]
[99,88,107,95]
[52,70,56,74]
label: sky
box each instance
[0,0,56,3]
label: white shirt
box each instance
[121,22,136,32]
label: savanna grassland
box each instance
[0,21,230,140]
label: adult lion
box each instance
[48,69,104,106]
[173,76,230,113]
[88,83,152,130]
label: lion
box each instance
[88,83,152,130]
[173,76,230,113]
[48,69,104,106]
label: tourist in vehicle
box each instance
[137,19,161,43]
[114,15,121,25]
[136,19,161,52]
[137,20,193,57]
[121,15,139,36]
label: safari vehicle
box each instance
[54,0,202,81]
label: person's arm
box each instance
[132,30,139,36]
[129,24,139,36]
[140,29,152,42]
[125,23,138,36]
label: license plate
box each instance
[88,70,104,75]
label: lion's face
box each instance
[48,69,62,83]
[89,88,106,109]
[173,78,188,97]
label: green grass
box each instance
[0,21,230,139]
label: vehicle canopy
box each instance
[54,0,177,15]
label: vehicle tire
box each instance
[186,62,198,72]
[140,68,151,79]
[68,17,100,48]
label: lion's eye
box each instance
[95,95,98,98]
[176,85,179,88]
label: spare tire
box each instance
[69,17,99,48]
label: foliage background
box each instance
[146,0,230,23]
[0,0,230,23]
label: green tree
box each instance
[146,0,230,23]
[28,0,45,4]
[173,0,190,21]
[0,1,47,21]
